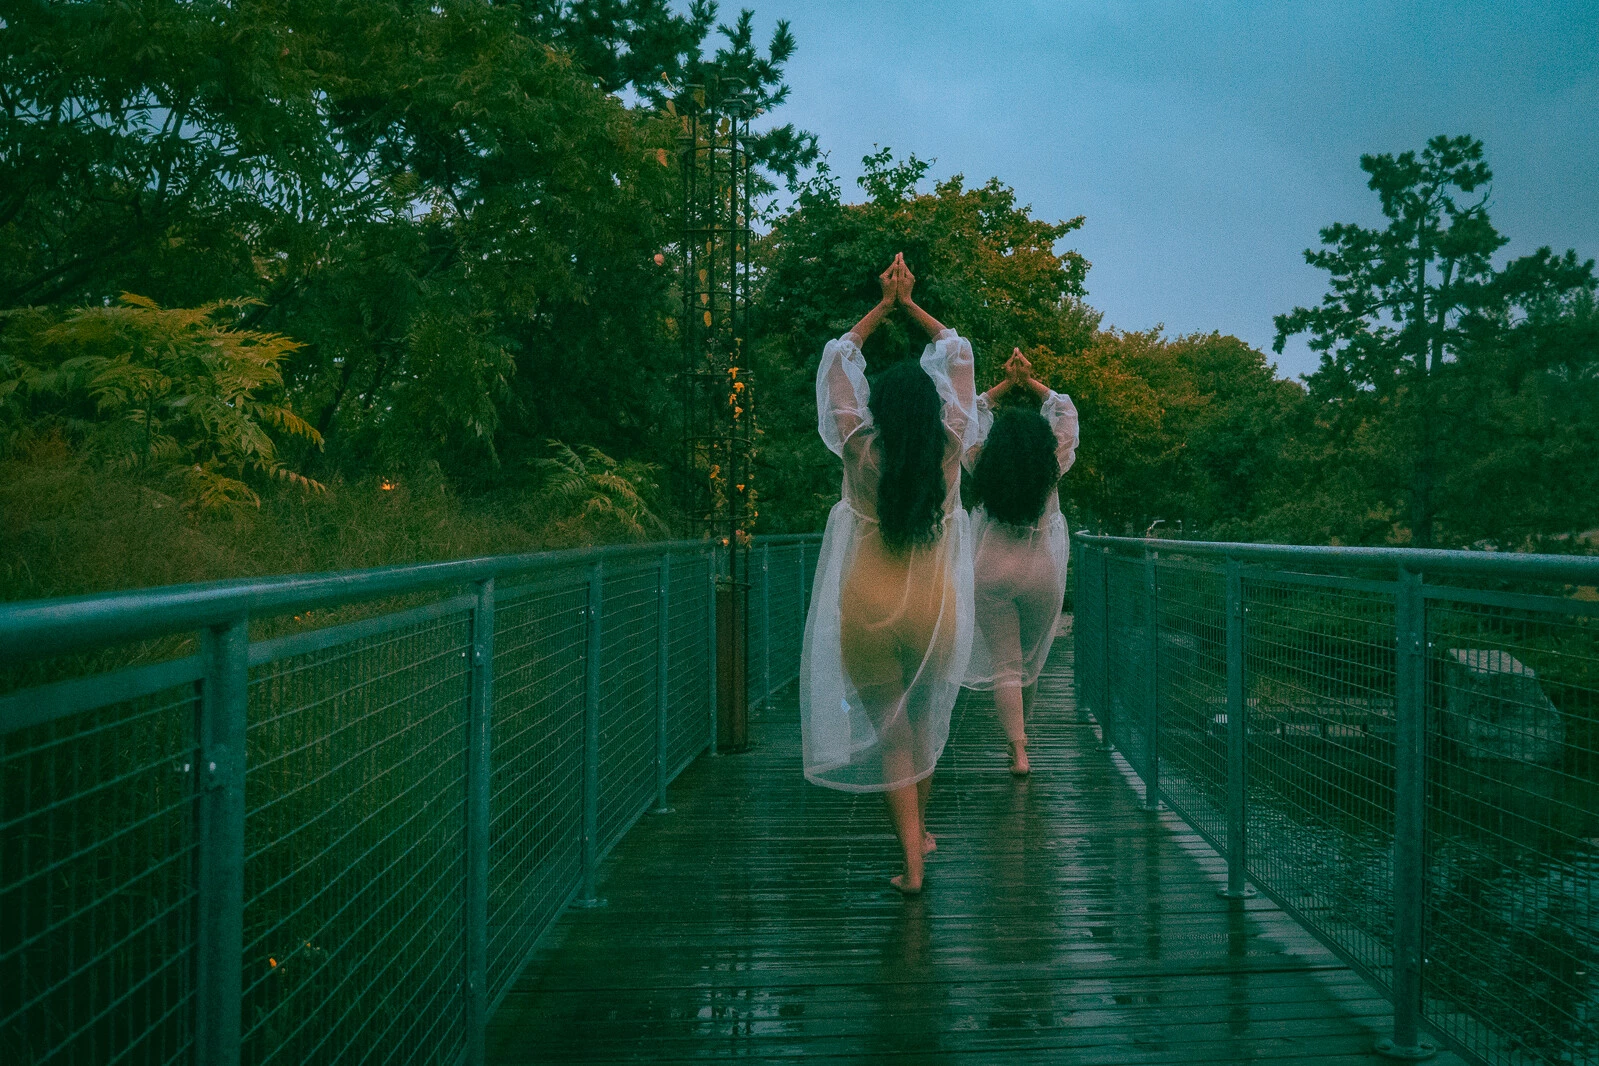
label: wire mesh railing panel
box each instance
[1,537,824,1066]
[1422,594,1599,1066]
[487,581,588,1004]
[241,612,472,1066]
[1153,560,1229,847]
[1106,554,1151,775]
[1,685,199,1066]
[596,564,659,851]
[665,553,712,776]
[1073,548,1107,729]
[746,552,770,709]
[1242,575,1397,988]
[765,545,805,691]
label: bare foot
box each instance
[1009,744,1031,776]
[890,872,923,895]
[922,831,937,856]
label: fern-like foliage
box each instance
[530,440,666,540]
[0,294,324,512]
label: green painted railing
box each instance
[1075,535,1599,1065]
[0,535,820,1066]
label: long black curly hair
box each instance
[972,407,1059,527]
[870,358,947,552]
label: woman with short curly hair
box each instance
[963,350,1080,774]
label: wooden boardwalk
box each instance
[489,621,1467,1064]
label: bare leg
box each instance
[860,683,925,893]
[994,682,1029,774]
[917,775,935,854]
[882,784,924,893]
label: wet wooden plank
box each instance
[488,619,1466,1065]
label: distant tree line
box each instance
[2,2,1594,598]
[750,138,1597,550]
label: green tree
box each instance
[1275,134,1594,546]
[1,294,323,512]
[1032,328,1303,538]
[749,150,1098,532]
[0,0,811,500]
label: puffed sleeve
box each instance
[919,329,980,455]
[816,332,873,457]
[1041,390,1080,474]
[962,392,997,473]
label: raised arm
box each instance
[1041,388,1080,474]
[1006,351,1079,472]
[894,253,947,339]
[843,258,899,347]
[965,349,1029,470]
[818,261,899,456]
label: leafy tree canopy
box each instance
[1276,134,1596,547]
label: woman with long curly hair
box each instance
[963,350,1080,774]
[801,253,978,895]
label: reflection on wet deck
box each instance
[489,622,1469,1064]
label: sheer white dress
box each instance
[800,329,979,792]
[962,390,1080,691]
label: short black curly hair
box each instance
[972,406,1059,527]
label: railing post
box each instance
[1074,543,1087,715]
[1219,558,1255,899]
[1098,546,1114,750]
[707,546,719,755]
[1142,550,1160,810]
[577,562,607,908]
[653,554,674,814]
[195,616,247,1066]
[761,543,772,706]
[1379,567,1435,1059]
[463,578,494,1066]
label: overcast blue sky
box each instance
[726,0,1599,379]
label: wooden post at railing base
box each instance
[463,578,494,1066]
[195,616,247,1066]
[1142,550,1161,811]
[715,575,750,753]
[1379,566,1435,1059]
[576,562,607,909]
[1219,558,1256,900]
[653,554,674,814]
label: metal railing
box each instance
[745,535,819,713]
[1075,535,1599,1065]
[0,535,819,1066]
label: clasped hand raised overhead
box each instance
[850,253,947,344]
[985,347,1049,404]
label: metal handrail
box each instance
[0,538,714,662]
[1074,535,1598,1066]
[0,534,822,1066]
[1080,533,1599,583]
